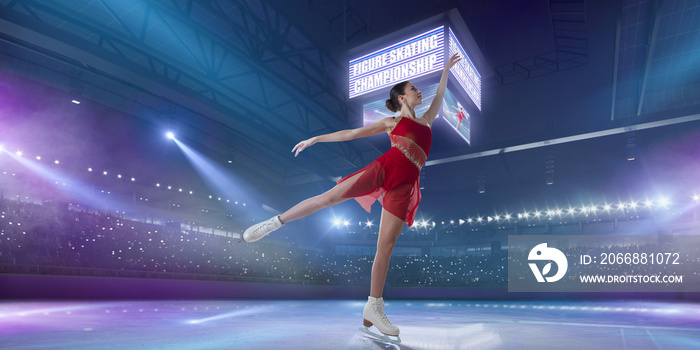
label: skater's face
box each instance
[399,82,422,108]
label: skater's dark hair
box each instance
[385,81,409,113]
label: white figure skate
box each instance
[359,296,401,345]
[242,215,283,242]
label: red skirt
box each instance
[336,147,421,226]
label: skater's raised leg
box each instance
[243,169,372,242]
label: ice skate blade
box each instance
[359,326,401,345]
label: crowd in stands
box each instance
[6,199,693,288]
[0,199,508,286]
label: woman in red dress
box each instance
[244,53,461,341]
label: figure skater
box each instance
[451,104,467,127]
[243,53,461,343]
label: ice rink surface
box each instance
[2,299,700,349]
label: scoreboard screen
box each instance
[349,26,445,98]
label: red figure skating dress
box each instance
[336,116,431,226]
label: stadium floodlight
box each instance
[166,131,175,140]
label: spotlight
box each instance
[658,197,670,207]
[131,178,135,182]
[16,151,22,157]
[366,220,373,227]
[343,220,350,227]
[88,168,93,172]
[71,100,81,104]
[0,145,4,152]
[54,160,59,164]
[333,218,341,227]
[693,195,699,202]
[36,156,41,160]
[166,132,175,140]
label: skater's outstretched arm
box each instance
[292,117,395,157]
[422,53,461,124]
